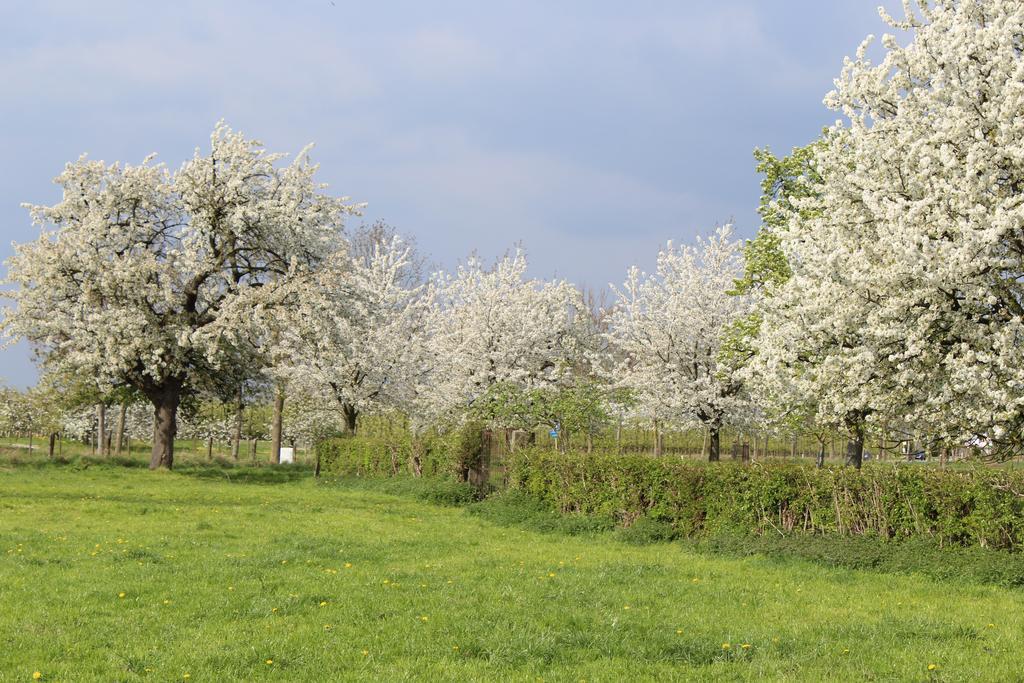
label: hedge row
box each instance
[505,449,1024,550]
[315,427,484,481]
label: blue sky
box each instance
[0,0,891,387]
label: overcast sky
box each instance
[0,0,893,387]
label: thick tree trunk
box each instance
[250,438,258,465]
[343,403,358,436]
[844,421,865,470]
[816,441,826,468]
[232,386,243,460]
[114,402,127,456]
[97,403,107,457]
[708,424,721,462]
[270,387,285,464]
[148,381,182,470]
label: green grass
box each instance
[1,463,1023,681]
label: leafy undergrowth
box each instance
[1,464,1022,681]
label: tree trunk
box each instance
[250,438,258,465]
[653,419,662,457]
[147,381,182,470]
[270,387,285,464]
[232,385,243,460]
[114,402,127,456]
[48,432,56,460]
[206,435,214,461]
[97,403,107,457]
[708,424,720,462]
[816,440,826,468]
[28,432,33,454]
[790,435,798,459]
[343,403,358,436]
[844,420,865,470]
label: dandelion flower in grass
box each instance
[676,629,683,635]
[548,573,556,578]
[452,645,459,651]
[987,623,995,628]
[928,664,939,671]
[344,563,352,569]
[319,601,328,607]
[721,643,730,650]
[324,624,332,630]
[266,659,273,665]
[741,644,751,650]
[162,599,171,605]
[361,649,369,657]
[420,615,429,622]
[623,605,631,610]
[118,592,126,599]
[33,673,42,681]
[183,674,190,680]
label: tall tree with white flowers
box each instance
[604,226,752,460]
[753,0,1024,462]
[272,233,430,434]
[417,250,584,432]
[1,123,358,469]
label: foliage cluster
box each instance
[314,423,488,481]
[505,449,1024,550]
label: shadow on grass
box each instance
[0,451,315,484]
[175,461,315,484]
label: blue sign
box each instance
[549,429,559,438]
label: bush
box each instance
[505,448,1024,551]
[315,423,489,481]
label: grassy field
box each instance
[1,461,1023,681]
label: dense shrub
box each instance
[315,423,489,481]
[505,449,1024,551]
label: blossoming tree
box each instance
[604,226,753,459]
[417,250,584,432]
[752,0,1024,463]
[273,233,430,434]
[1,123,357,469]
